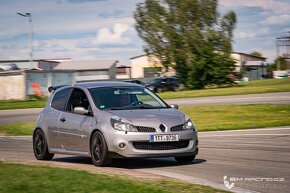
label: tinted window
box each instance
[51,88,71,111]
[149,78,162,84]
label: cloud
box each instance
[236,28,269,39]
[68,0,106,2]
[94,23,134,45]
[220,0,290,14]
[260,14,290,25]
[56,0,106,4]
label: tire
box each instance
[174,155,196,163]
[33,129,54,160]
[173,86,179,92]
[90,131,112,167]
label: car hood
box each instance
[109,108,186,128]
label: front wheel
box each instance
[33,129,54,160]
[155,87,163,93]
[174,155,196,163]
[90,131,112,167]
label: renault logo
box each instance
[159,124,167,132]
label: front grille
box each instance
[132,140,189,150]
[135,126,156,132]
[170,124,184,132]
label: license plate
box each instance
[150,135,179,142]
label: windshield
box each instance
[89,86,168,110]
[149,78,162,84]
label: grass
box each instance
[158,78,290,99]
[0,99,46,110]
[1,104,290,136]
[0,162,228,193]
[181,104,290,132]
[0,122,34,136]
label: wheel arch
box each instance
[89,129,103,155]
[33,127,51,151]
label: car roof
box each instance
[152,77,177,79]
[73,81,143,89]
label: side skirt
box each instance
[50,147,90,156]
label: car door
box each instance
[163,78,171,91]
[167,78,175,91]
[47,87,72,149]
[58,88,94,153]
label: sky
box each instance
[0,0,289,65]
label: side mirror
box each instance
[74,106,89,115]
[170,104,179,109]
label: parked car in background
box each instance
[0,63,19,71]
[273,71,289,79]
[123,79,145,85]
[33,81,198,167]
[146,77,179,92]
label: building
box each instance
[130,54,175,78]
[231,52,267,80]
[0,59,118,100]
[115,65,131,79]
[39,59,118,81]
[0,59,40,70]
[130,52,267,81]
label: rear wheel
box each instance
[174,155,196,163]
[90,131,112,167]
[33,129,54,160]
[156,87,163,93]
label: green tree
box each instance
[134,0,237,89]
[250,51,263,57]
[269,57,290,71]
[274,57,290,70]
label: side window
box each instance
[51,88,71,111]
[66,89,90,113]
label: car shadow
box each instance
[52,156,206,169]
[53,156,93,165]
[111,158,206,169]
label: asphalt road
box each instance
[1,127,289,193]
[0,108,40,124]
[1,92,289,125]
[166,92,290,106]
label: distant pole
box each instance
[276,31,290,71]
[276,37,280,71]
[17,12,33,69]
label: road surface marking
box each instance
[200,134,290,137]
[137,169,257,193]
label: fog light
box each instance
[119,143,126,148]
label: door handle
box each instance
[60,117,66,122]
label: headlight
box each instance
[110,116,137,132]
[184,115,196,131]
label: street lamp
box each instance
[17,12,33,69]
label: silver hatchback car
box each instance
[33,81,198,166]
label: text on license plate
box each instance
[150,135,179,142]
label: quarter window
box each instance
[51,88,71,111]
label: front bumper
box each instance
[105,128,199,158]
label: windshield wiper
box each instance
[109,105,161,110]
